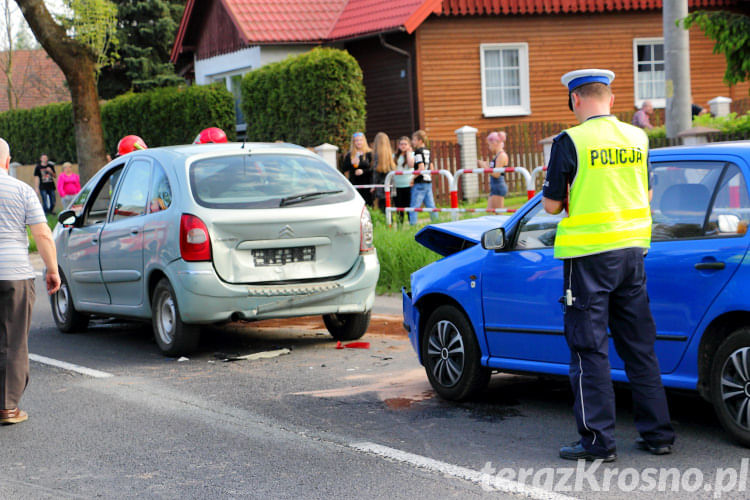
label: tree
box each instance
[682,10,750,85]
[14,0,116,181]
[98,0,184,99]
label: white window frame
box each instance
[633,38,665,109]
[210,68,251,132]
[479,43,531,117]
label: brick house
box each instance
[0,49,69,112]
[171,0,750,142]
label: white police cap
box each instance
[561,69,615,92]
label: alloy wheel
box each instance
[426,319,465,388]
[157,292,176,346]
[55,283,70,321]
[720,347,750,430]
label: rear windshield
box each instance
[189,153,355,209]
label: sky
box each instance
[1,0,68,50]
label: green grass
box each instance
[373,193,530,293]
[28,214,57,253]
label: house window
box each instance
[633,38,665,108]
[480,43,530,117]
[212,71,249,131]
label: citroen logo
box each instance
[279,225,295,238]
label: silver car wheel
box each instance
[156,293,176,346]
[426,319,465,388]
[55,283,70,320]
[721,347,750,431]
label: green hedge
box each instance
[0,84,235,165]
[241,47,366,149]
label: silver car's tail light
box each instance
[360,206,374,254]
[180,214,212,261]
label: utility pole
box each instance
[663,0,692,138]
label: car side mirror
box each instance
[718,214,741,234]
[481,227,506,250]
[58,209,77,228]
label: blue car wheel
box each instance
[421,305,490,401]
[711,329,750,447]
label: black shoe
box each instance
[635,437,672,455]
[559,441,616,462]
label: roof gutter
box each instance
[378,32,415,133]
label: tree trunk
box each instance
[14,0,109,183]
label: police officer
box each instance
[542,69,675,462]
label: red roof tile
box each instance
[223,0,348,43]
[328,0,442,39]
[439,0,735,15]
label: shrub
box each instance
[0,84,235,164]
[241,47,366,150]
[693,111,750,134]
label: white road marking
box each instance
[350,441,578,500]
[29,353,114,379]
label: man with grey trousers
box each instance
[0,138,60,424]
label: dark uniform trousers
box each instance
[563,247,674,455]
[0,279,35,409]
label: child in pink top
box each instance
[57,162,81,207]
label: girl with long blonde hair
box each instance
[372,132,396,212]
[342,131,374,206]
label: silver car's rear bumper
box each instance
[168,251,379,324]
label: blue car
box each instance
[403,142,750,446]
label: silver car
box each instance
[51,143,379,356]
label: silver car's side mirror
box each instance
[481,228,506,250]
[58,209,77,228]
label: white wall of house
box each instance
[260,45,314,66]
[194,47,261,84]
[193,44,315,133]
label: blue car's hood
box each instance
[415,216,510,257]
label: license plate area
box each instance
[253,246,316,266]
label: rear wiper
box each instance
[279,190,343,207]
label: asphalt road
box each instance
[2,275,750,499]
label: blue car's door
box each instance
[481,202,569,364]
[641,158,750,372]
[482,157,750,373]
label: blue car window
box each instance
[706,164,750,238]
[650,162,723,241]
[514,202,566,250]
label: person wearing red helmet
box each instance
[117,135,147,156]
[194,127,228,144]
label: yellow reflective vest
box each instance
[554,116,651,259]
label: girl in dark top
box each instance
[342,131,373,206]
[371,132,396,213]
[393,136,414,225]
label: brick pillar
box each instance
[455,125,478,202]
